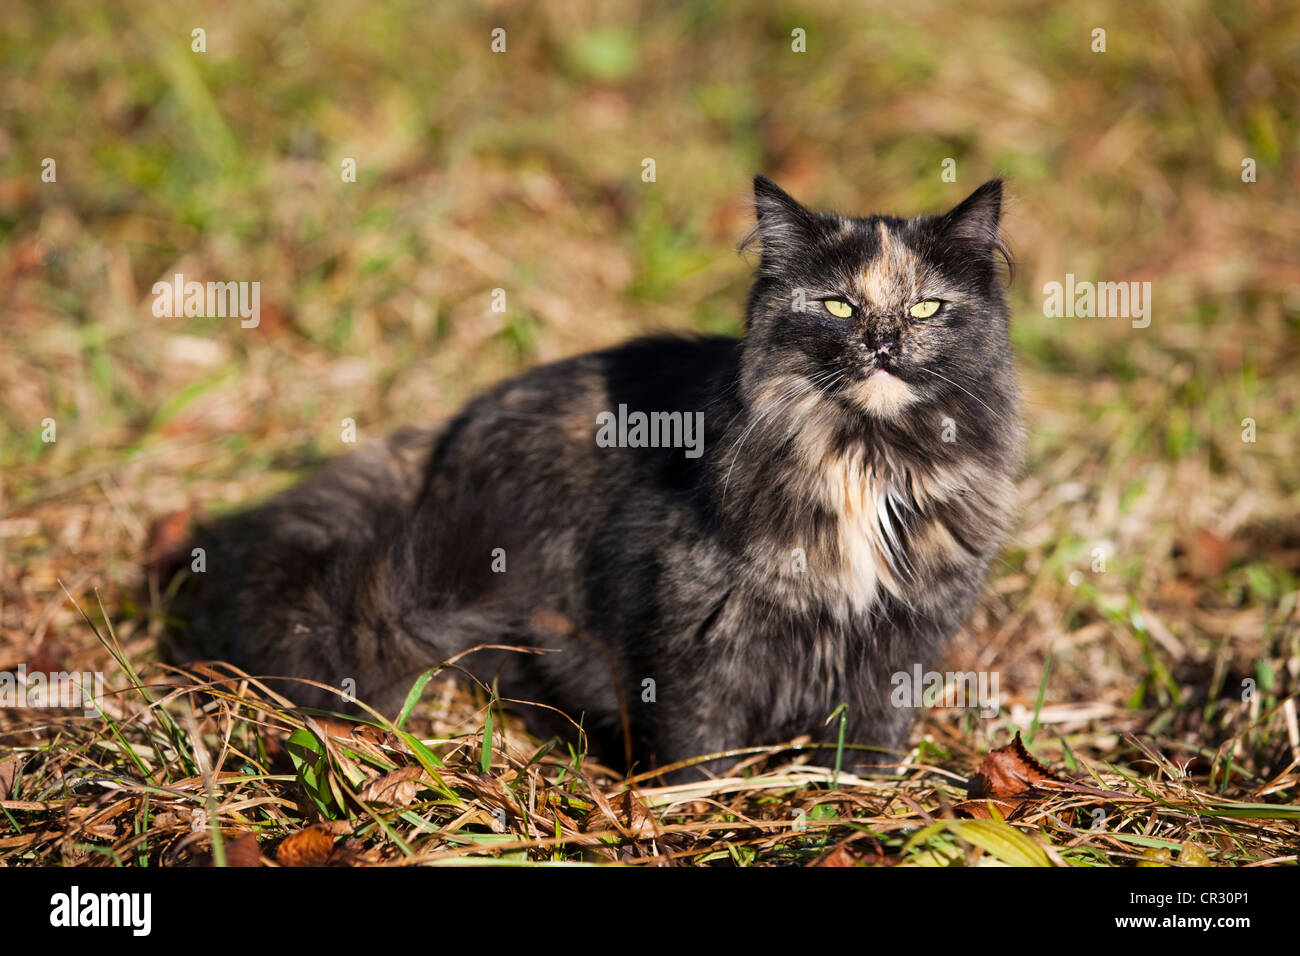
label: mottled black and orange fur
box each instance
[166,177,1022,777]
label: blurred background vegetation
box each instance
[1,0,1298,782]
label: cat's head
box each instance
[738,176,1016,430]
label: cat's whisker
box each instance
[720,367,843,503]
[721,381,812,503]
[910,364,1000,417]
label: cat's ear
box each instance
[747,175,817,262]
[938,179,1012,278]
[940,179,1003,249]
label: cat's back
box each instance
[425,334,740,494]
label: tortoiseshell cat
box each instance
[167,177,1021,776]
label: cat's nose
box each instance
[867,330,899,356]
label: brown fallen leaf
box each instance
[954,733,1071,820]
[0,755,22,799]
[967,732,1067,799]
[813,843,863,867]
[611,788,656,838]
[276,827,336,867]
[329,837,388,867]
[1186,529,1231,581]
[313,715,365,739]
[357,766,427,807]
[950,798,1026,820]
[254,300,294,336]
[442,770,518,824]
[548,802,583,835]
[223,832,261,867]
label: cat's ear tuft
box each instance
[743,175,817,263]
[941,179,1003,248]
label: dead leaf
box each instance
[357,766,426,807]
[223,832,261,867]
[0,755,21,799]
[255,300,293,336]
[950,798,1025,820]
[276,827,335,867]
[548,802,582,834]
[611,788,656,838]
[330,837,388,867]
[813,844,863,867]
[442,769,517,823]
[313,715,363,739]
[1187,529,1231,581]
[967,732,1067,800]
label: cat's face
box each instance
[740,177,1015,427]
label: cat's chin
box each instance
[844,368,919,419]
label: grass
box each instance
[3,651,1298,866]
[1,0,1298,865]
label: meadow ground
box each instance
[0,1,1297,866]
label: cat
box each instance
[164,176,1022,778]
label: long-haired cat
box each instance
[165,177,1021,777]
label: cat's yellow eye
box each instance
[823,299,854,318]
[909,299,942,319]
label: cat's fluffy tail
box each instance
[161,427,449,710]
